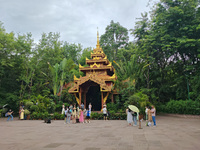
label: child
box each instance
[86,108,91,123]
[79,108,84,123]
[102,106,107,120]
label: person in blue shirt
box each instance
[86,108,91,123]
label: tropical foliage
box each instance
[1,0,200,118]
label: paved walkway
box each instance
[0,116,200,150]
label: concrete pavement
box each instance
[0,116,200,150]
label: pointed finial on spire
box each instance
[96,27,100,49]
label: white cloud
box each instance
[0,0,159,48]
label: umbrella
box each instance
[128,105,139,112]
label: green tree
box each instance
[131,0,200,102]
[100,20,129,61]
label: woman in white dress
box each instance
[89,103,92,111]
[126,108,133,126]
[61,103,65,114]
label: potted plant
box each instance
[24,109,30,120]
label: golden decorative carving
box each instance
[107,62,112,67]
[74,93,80,105]
[74,75,80,81]
[90,62,100,68]
[93,56,100,60]
[110,74,116,79]
[79,64,84,68]
[103,92,109,103]
[86,57,89,61]
[96,29,100,49]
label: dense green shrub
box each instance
[107,103,118,113]
[91,112,104,120]
[53,112,61,120]
[157,100,200,115]
[30,112,38,119]
[55,104,62,112]
[37,112,44,119]
[0,109,2,117]
[47,101,56,113]
[38,103,46,112]
[24,109,30,115]
[43,112,50,119]
[30,105,39,112]
[25,101,33,108]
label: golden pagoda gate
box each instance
[68,31,117,110]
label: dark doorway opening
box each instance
[86,85,101,111]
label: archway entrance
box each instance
[86,85,101,111]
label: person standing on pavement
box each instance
[79,108,84,123]
[151,105,156,126]
[20,108,24,120]
[66,107,72,124]
[132,112,137,126]
[86,108,91,123]
[72,104,76,124]
[126,108,133,126]
[64,107,68,124]
[61,103,65,115]
[102,105,107,120]
[145,106,148,121]
[147,106,152,126]
[6,109,13,121]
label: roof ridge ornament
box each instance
[96,27,100,49]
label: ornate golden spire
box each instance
[96,27,100,49]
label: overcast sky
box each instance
[0,0,159,48]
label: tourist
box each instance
[86,108,91,123]
[66,107,72,124]
[77,106,80,119]
[20,108,24,120]
[151,105,156,126]
[61,103,65,115]
[69,104,73,110]
[89,103,92,111]
[145,106,148,121]
[64,107,68,124]
[81,103,84,110]
[6,109,13,121]
[133,112,137,126]
[84,108,87,123]
[147,106,152,126]
[79,108,84,123]
[126,108,133,126]
[102,105,107,120]
[72,104,76,123]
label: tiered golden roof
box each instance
[68,30,117,107]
